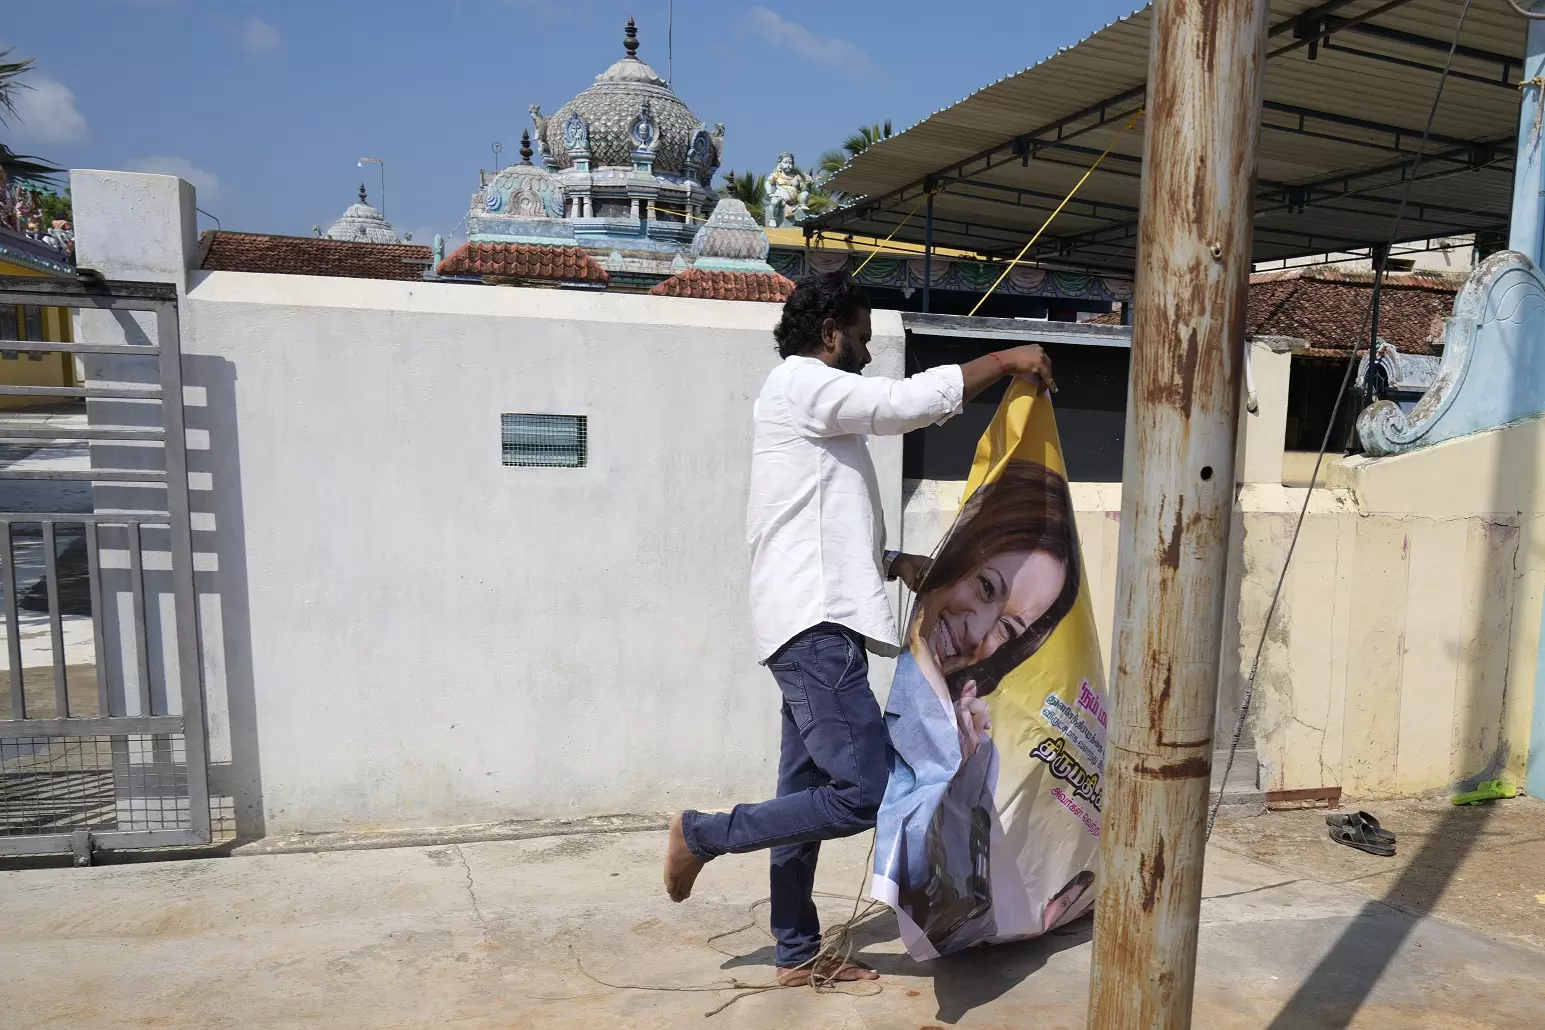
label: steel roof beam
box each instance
[998,145,1510,259]
[1328,16,1521,73]
[1260,100,1491,154]
[1320,40,1520,91]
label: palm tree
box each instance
[810,121,894,208]
[841,120,893,160]
[0,49,63,189]
[718,170,766,225]
[817,149,849,179]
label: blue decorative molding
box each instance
[1359,250,1545,456]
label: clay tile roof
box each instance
[1085,267,1459,355]
[1247,267,1458,356]
[647,267,796,302]
[436,241,609,285]
[199,231,431,281]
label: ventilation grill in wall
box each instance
[501,413,587,468]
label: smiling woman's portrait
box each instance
[916,458,1081,702]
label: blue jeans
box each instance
[681,623,889,968]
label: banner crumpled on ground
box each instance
[871,380,1108,960]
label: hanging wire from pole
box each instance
[967,109,1144,317]
[1208,0,1477,839]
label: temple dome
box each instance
[536,18,708,179]
[324,185,402,244]
[475,133,564,220]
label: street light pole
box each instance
[1086,0,1269,1026]
[358,157,386,218]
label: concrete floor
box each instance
[4,824,1544,1029]
[1211,795,1545,950]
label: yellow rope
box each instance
[967,109,1144,317]
[853,189,938,275]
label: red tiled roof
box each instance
[648,267,796,302]
[1086,267,1459,355]
[1246,267,1457,355]
[436,241,609,284]
[199,231,431,281]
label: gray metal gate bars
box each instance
[0,275,211,862]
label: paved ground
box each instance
[4,823,1544,1028]
[1212,795,1545,950]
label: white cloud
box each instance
[745,8,871,75]
[9,76,89,145]
[123,157,221,201]
[239,17,281,55]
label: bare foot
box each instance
[776,956,879,986]
[663,812,705,902]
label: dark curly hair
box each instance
[917,459,1082,700]
[773,272,871,359]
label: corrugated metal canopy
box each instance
[812,0,1524,273]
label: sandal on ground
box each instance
[1325,810,1395,845]
[1452,779,1516,806]
[1326,812,1395,857]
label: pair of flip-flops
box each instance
[1326,811,1396,857]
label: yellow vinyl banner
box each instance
[871,380,1107,959]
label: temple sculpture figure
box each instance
[763,152,810,227]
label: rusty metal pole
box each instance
[1086,0,1269,1026]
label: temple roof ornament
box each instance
[692,198,772,271]
[323,184,403,244]
[474,131,565,222]
[533,18,717,182]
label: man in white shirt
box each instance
[663,273,1054,984]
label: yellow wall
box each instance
[0,258,76,408]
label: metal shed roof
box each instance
[812,0,1525,273]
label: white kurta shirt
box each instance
[747,355,965,660]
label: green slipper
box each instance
[1451,779,1517,806]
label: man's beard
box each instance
[835,336,864,373]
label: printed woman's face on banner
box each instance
[912,459,1079,696]
[920,550,1067,677]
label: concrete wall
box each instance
[71,170,906,836]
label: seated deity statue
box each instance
[763,152,810,228]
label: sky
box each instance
[3,0,1139,248]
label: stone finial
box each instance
[520,130,534,165]
[692,198,772,266]
[624,17,639,58]
[724,171,737,192]
[358,183,368,204]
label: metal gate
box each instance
[0,275,210,861]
